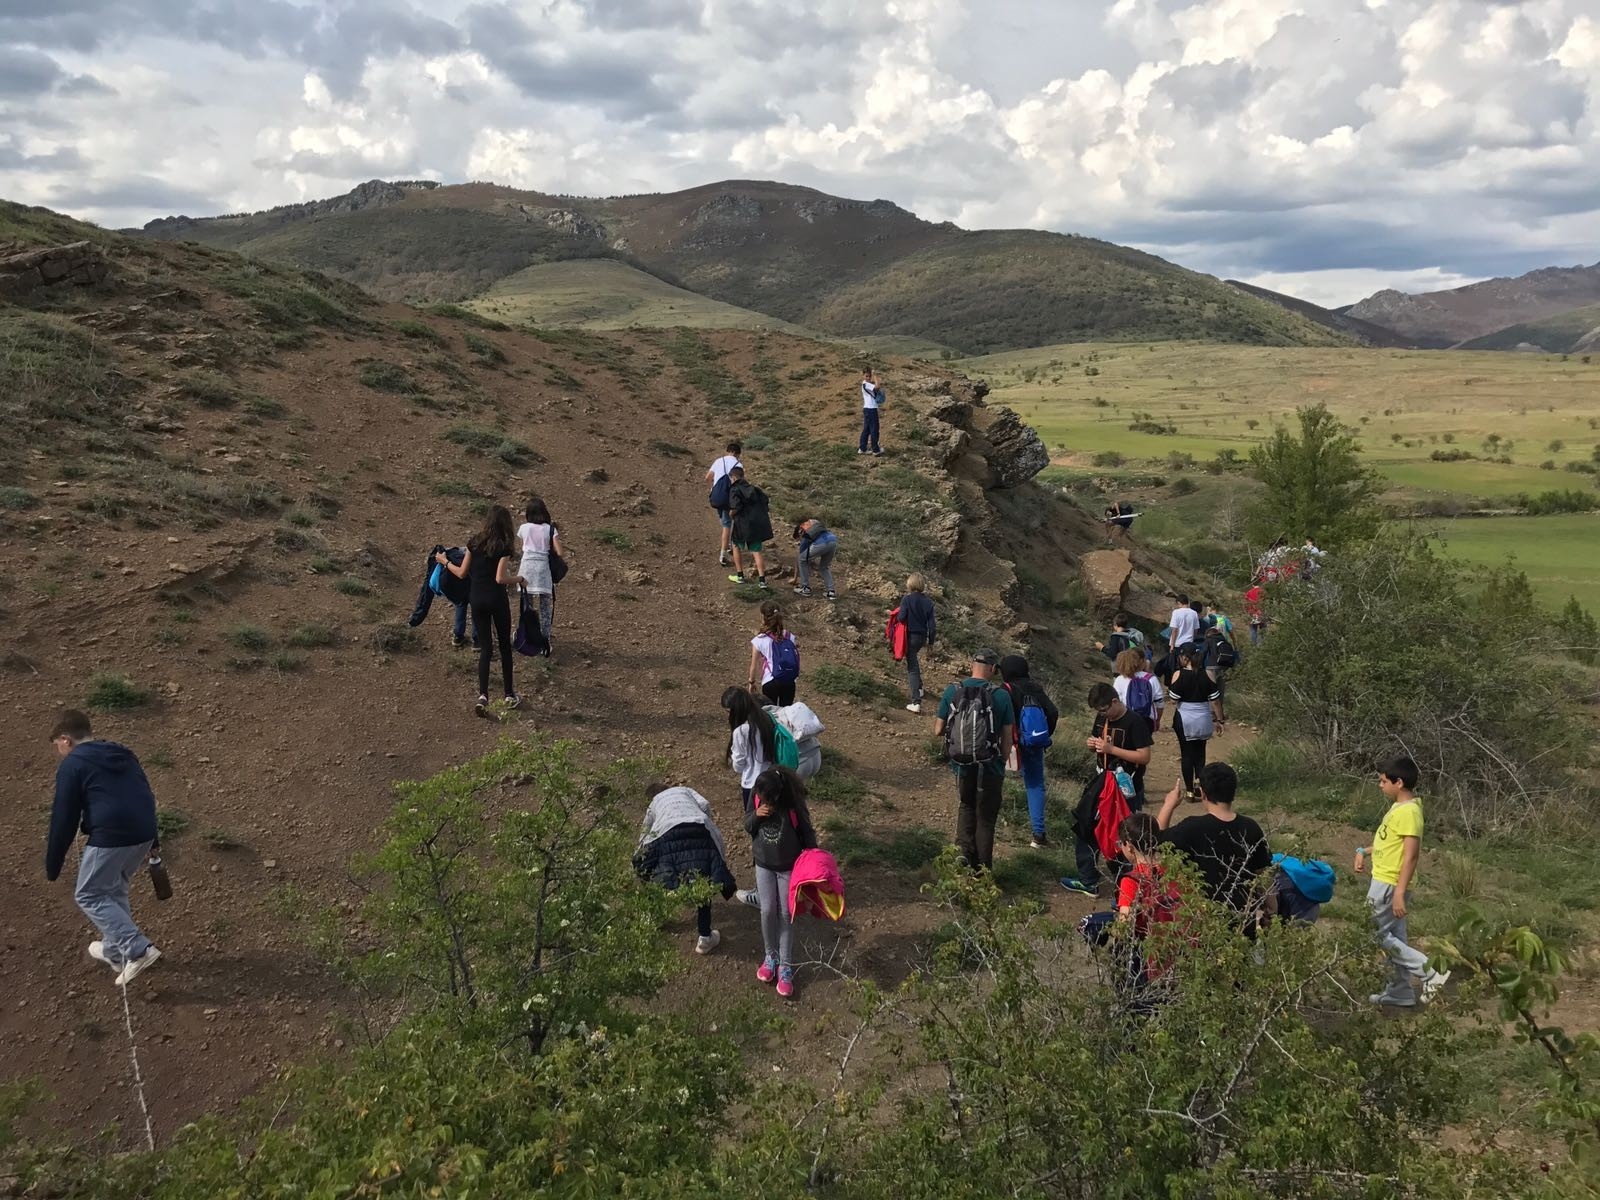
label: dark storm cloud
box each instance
[0,45,63,95]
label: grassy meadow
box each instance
[973,341,1600,608]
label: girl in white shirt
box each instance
[515,496,565,651]
[723,685,777,809]
[747,600,799,706]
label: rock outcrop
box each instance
[1079,550,1133,617]
[982,408,1050,488]
[0,241,110,297]
[912,373,1047,490]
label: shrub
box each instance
[1431,448,1476,462]
[391,318,445,345]
[425,303,509,331]
[0,486,39,510]
[245,395,286,419]
[86,674,151,710]
[228,624,273,652]
[813,664,895,701]
[334,578,372,596]
[1090,450,1124,467]
[463,332,506,365]
[595,528,633,550]
[369,625,419,654]
[286,623,337,648]
[445,425,540,466]
[358,360,420,394]
[1248,403,1380,549]
[155,809,189,840]
[268,650,307,673]
[175,370,239,408]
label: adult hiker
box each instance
[933,648,1014,872]
[895,573,937,713]
[859,367,885,456]
[705,440,743,568]
[999,655,1059,848]
[748,599,801,706]
[634,783,738,956]
[1166,593,1199,656]
[1156,762,1273,933]
[516,495,565,654]
[1095,613,1144,661]
[437,503,521,715]
[1167,642,1223,801]
[725,465,773,591]
[1104,500,1136,542]
[45,709,163,987]
[723,685,778,808]
[1060,682,1153,896]
[792,518,838,600]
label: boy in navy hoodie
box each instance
[46,710,163,987]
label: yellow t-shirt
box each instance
[1371,798,1424,885]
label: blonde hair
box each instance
[906,573,926,593]
[1114,648,1144,678]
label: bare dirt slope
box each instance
[2,203,1218,1142]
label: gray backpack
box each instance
[944,684,999,766]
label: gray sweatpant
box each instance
[755,865,794,968]
[76,842,154,969]
[798,545,836,593]
[1367,878,1440,1004]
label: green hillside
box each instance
[1459,303,1600,353]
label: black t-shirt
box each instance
[1167,667,1220,704]
[1161,813,1271,911]
[1093,707,1153,794]
[467,545,510,608]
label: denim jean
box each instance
[905,633,927,703]
[798,543,836,592]
[859,408,881,453]
[76,842,155,968]
[452,601,469,642]
[1018,745,1047,838]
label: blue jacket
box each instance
[898,591,937,641]
[46,741,159,880]
[797,525,838,558]
[633,823,737,898]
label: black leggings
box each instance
[1173,716,1208,792]
[762,678,796,706]
[471,597,514,698]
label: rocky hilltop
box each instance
[1346,261,1600,348]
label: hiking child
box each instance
[1060,682,1153,896]
[725,465,773,590]
[1095,613,1145,661]
[1244,582,1267,646]
[749,600,801,706]
[1166,593,1199,655]
[724,685,778,808]
[1354,755,1450,1007]
[1078,812,1180,992]
[635,783,738,956]
[859,367,884,456]
[705,441,743,567]
[1167,643,1223,800]
[437,504,521,715]
[516,496,565,654]
[999,655,1059,848]
[933,649,1015,872]
[1113,648,1161,732]
[745,766,818,999]
[1104,501,1136,543]
[45,709,163,987]
[1156,763,1273,933]
[896,573,937,713]
[792,518,838,600]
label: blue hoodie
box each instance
[46,741,159,880]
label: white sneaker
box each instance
[1421,969,1451,1003]
[695,930,721,955]
[905,703,922,714]
[115,946,161,988]
[87,940,113,966]
[734,888,759,907]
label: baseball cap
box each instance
[973,647,1000,666]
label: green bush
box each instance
[175,369,239,408]
[86,673,150,710]
[463,331,507,364]
[286,623,338,648]
[0,486,39,510]
[813,663,896,701]
[228,624,273,652]
[391,318,445,345]
[334,578,372,597]
[245,395,286,419]
[358,360,420,394]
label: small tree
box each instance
[1247,404,1381,548]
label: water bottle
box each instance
[1113,767,1137,800]
[148,855,173,901]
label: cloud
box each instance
[0,0,1595,306]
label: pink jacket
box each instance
[788,848,845,921]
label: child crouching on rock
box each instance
[745,766,817,999]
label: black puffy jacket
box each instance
[633,823,737,898]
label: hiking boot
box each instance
[756,955,778,984]
[695,930,721,955]
[776,966,795,999]
[1422,969,1451,1003]
[450,635,469,649]
[825,591,837,601]
[728,573,747,584]
[793,586,812,597]
[1370,992,1417,1009]
[1059,876,1096,896]
[758,576,769,591]
[735,888,760,907]
[905,702,922,714]
[115,946,161,988]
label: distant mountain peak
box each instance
[1347,261,1600,347]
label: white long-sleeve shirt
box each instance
[861,380,883,410]
[730,721,770,790]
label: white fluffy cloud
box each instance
[2,0,1596,306]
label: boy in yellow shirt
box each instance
[1353,755,1450,1007]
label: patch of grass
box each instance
[286,623,337,649]
[813,664,897,702]
[432,478,479,498]
[203,829,250,851]
[143,748,174,769]
[309,555,339,575]
[666,329,754,408]
[807,761,869,807]
[155,809,190,841]
[822,819,944,870]
[175,369,240,408]
[86,674,151,710]
[0,486,39,510]
[284,507,316,528]
[425,304,509,331]
[1,310,116,441]
[334,578,372,597]
[595,528,633,550]
[369,625,419,654]
[152,626,188,648]
[391,318,446,345]
[650,440,691,458]
[445,424,541,467]
[213,263,368,334]
[268,650,307,673]
[463,332,507,365]
[228,624,274,652]
[357,360,421,395]
[245,395,286,419]
[149,470,283,521]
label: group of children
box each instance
[706,442,841,600]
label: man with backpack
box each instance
[724,465,774,590]
[1202,613,1239,698]
[1000,655,1059,848]
[705,441,743,568]
[859,368,885,457]
[933,648,1014,872]
[1060,682,1153,897]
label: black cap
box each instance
[973,647,999,666]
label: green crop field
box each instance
[1421,513,1600,610]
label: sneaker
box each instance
[857,449,868,455]
[1370,992,1418,1009]
[450,635,469,649]
[719,550,731,567]
[825,591,837,601]
[1029,835,1050,849]
[776,966,795,999]
[504,694,522,710]
[728,573,746,584]
[793,586,812,597]
[872,449,884,457]
[115,946,161,988]
[758,577,769,591]
[474,694,490,717]
[756,955,778,984]
[1422,969,1451,1003]
[905,702,922,714]
[1059,876,1096,896]
[735,888,760,907]
[87,940,115,967]
[695,930,721,955]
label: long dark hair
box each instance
[524,496,552,526]
[722,685,776,763]
[758,599,785,638]
[470,504,515,560]
[752,765,806,813]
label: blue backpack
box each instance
[1126,674,1155,720]
[1018,701,1052,748]
[769,635,800,684]
[709,474,732,511]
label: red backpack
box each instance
[1093,768,1131,860]
[884,607,908,662]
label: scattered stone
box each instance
[623,567,654,586]
[262,859,278,869]
[585,468,609,483]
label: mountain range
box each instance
[1343,262,1600,351]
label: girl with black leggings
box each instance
[437,504,520,716]
[1166,642,1223,800]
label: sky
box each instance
[2,0,1597,308]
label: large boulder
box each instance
[1079,550,1133,617]
[0,240,110,297]
[981,407,1050,489]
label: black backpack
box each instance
[943,684,1000,766]
[1207,628,1238,669]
